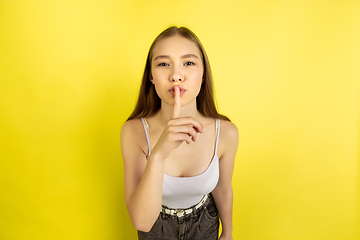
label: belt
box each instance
[161,194,209,218]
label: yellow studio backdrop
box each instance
[0,0,359,239]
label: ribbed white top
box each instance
[141,118,220,209]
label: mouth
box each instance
[168,86,186,96]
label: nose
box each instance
[170,66,184,82]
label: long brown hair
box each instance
[127,26,230,121]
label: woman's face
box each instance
[150,35,204,109]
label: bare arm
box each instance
[212,121,238,239]
[121,86,203,232]
[121,123,164,232]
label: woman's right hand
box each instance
[151,86,203,160]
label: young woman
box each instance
[121,26,238,240]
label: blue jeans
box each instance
[138,194,219,240]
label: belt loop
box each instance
[191,204,198,217]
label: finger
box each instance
[168,117,203,133]
[168,125,198,142]
[172,132,193,145]
[172,86,181,119]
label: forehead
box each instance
[152,35,201,59]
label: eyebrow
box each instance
[153,54,199,61]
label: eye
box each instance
[158,62,169,67]
[184,61,195,66]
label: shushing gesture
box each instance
[172,85,182,119]
[151,86,203,160]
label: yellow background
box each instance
[0,0,359,239]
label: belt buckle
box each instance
[175,209,185,217]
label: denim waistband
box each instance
[161,194,211,218]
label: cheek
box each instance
[190,66,203,78]
[152,81,167,100]
[189,70,203,85]
[150,69,163,86]
[151,69,169,84]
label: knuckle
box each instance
[167,132,175,140]
[188,125,195,133]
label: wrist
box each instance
[148,151,166,163]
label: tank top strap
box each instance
[214,119,220,155]
[141,118,151,157]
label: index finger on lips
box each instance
[172,86,181,119]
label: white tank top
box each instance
[141,118,220,209]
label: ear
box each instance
[149,73,153,82]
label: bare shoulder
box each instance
[121,118,147,155]
[121,118,143,135]
[218,120,239,157]
[121,118,148,138]
[219,120,239,142]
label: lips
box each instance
[168,86,186,96]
